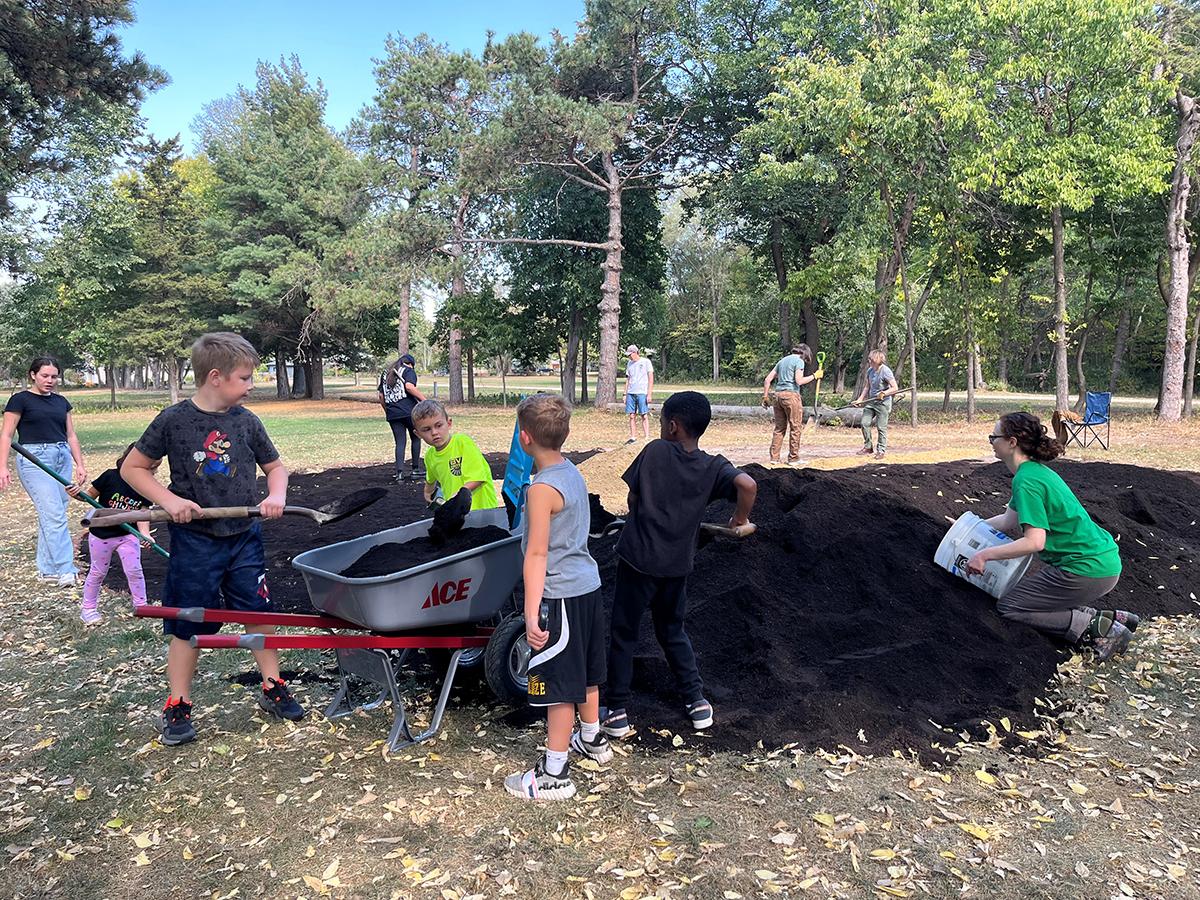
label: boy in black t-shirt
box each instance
[602,391,757,737]
[122,333,304,746]
[68,444,155,624]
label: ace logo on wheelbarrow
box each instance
[421,577,473,610]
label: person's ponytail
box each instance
[793,343,815,372]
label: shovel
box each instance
[11,440,170,558]
[595,518,756,540]
[83,487,387,528]
[803,351,826,437]
[836,386,915,411]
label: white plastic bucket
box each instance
[934,512,1033,599]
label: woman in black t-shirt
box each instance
[0,357,87,585]
[377,353,426,482]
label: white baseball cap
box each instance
[626,344,639,354]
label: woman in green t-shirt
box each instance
[965,412,1137,661]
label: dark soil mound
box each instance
[100,454,1200,756]
[595,459,1200,755]
[339,526,512,578]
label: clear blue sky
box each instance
[122,0,585,149]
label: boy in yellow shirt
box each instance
[411,400,501,511]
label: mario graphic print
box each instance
[193,429,237,478]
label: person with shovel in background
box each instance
[0,356,88,587]
[966,412,1137,660]
[852,348,900,459]
[121,333,304,746]
[762,344,822,465]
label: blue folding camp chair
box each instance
[501,404,535,528]
[1063,391,1111,450]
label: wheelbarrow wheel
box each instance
[485,612,531,703]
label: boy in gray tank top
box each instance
[504,395,608,802]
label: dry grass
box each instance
[2,396,1200,898]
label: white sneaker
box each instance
[57,574,77,587]
[503,757,576,801]
[36,574,58,583]
[570,729,614,764]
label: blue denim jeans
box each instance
[16,442,77,577]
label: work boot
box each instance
[259,678,305,721]
[874,450,887,460]
[158,697,196,746]
[856,446,874,455]
[1113,610,1140,632]
[1081,612,1133,662]
[504,756,576,801]
[570,729,614,764]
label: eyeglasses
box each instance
[987,434,1006,443]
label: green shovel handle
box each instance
[10,441,169,559]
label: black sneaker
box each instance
[686,698,714,730]
[504,757,576,801]
[570,728,614,764]
[259,678,305,721]
[600,707,631,738]
[158,697,196,746]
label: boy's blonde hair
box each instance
[412,399,449,424]
[868,348,887,364]
[517,393,572,450]
[192,332,260,386]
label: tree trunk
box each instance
[308,346,325,400]
[447,193,469,405]
[168,358,180,405]
[966,317,976,424]
[801,296,819,358]
[973,344,984,391]
[942,347,954,413]
[1160,91,1199,422]
[769,217,790,351]
[1050,204,1070,409]
[109,356,117,411]
[466,343,475,402]
[1185,308,1200,417]
[594,153,623,409]
[581,337,589,404]
[275,350,290,399]
[711,283,721,383]
[998,352,1008,386]
[291,358,308,398]
[858,182,918,395]
[560,305,582,405]
[1109,306,1130,393]
[398,278,412,356]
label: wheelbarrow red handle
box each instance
[192,633,493,650]
[135,605,353,629]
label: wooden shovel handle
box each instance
[87,507,260,526]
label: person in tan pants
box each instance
[762,344,821,464]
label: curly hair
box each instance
[998,411,1064,462]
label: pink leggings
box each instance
[84,534,147,606]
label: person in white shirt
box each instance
[623,345,655,444]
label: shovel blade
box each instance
[313,487,388,525]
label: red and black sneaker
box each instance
[259,678,305,721]
[158,697,196,746]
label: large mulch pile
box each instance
[101,454,1199,756]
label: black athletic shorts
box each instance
[526,589,606,707]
